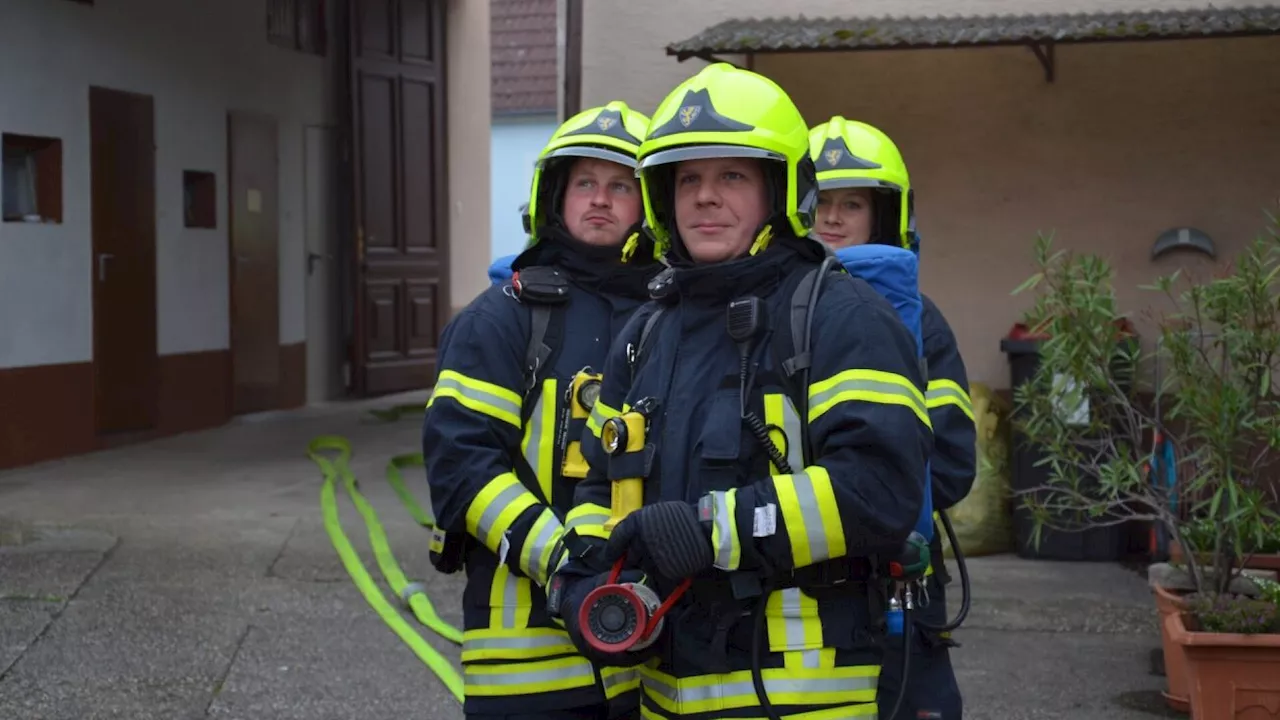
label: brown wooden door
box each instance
[90,86,158,435]
[228,112,281,414]
[347,0,450,395]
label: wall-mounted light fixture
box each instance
[1151,226,1216,261]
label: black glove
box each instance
[557,568,655,667]
[602,501,713,582]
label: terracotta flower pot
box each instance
[1166,611,1280,718]
[1152,584,1191,713]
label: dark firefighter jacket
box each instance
[920,293,976,513]
[421,233,660,717]
[557,237,932,720]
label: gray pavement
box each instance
[1,392,1175,719]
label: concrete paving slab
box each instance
[955,628,1173,720]
[0,603,56,678]
[207,580,465,720]
[0,577,251,719]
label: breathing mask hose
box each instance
[912,509,971,634]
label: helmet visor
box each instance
[537,145,637,169]
[816,176,904,192]
[637,144,785,175]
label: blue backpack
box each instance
[488,253,518,285]
[830,244,934,543]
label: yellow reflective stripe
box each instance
[565,502,611,540]
[428,369,523,427]
[466,472,539,553]
[460,627,576,662]
[642,703,875,720]
[463,655,597,696]
[708,490,740,571]
[808,368,930,429]
[518,507,564,586]
[639,664,878,715]
[602,665,642,700]
[772,466,847,568]
[521,379,557,502]
[488,565,532,629]
[766,587,823,652]
[927,378,975,421]
[763,393,803,474]
[783,647,836,671]
[587,399,620,438]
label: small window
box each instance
[3,133,63,224]
[183,170,217,229]
[268,0,327,56]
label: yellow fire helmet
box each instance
[808,116,917,251]
[635,63,818,260]
[522,100,654,260]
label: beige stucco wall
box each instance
[579,1,1280,388]
[447,0,492,314]
[580,0,1272,115]
[760,37,1280,387]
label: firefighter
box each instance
[421,100,663,720]
[548,63,932,719]
[810,115,977,719]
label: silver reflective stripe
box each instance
[809,376,926,419]
[710,491,736,570]
[789,471,831,563]
[470,661,596,687]
[927,383,972,411]
[500,570,521,629]
[476,482,529,553]
[523,510,563,584]
[523,393,546,483]
[603,667,640,696]
[565,509,609,534]
[433,374,522,419]
[463,633,569,654]
[642,672,877,704]
[797,649,824,669]
[778,587,807,650]
[781,397,803,471]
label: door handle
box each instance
[97,253,114,281]
[307,251,331,275]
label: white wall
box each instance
[0,0,331,369]
[490,114,558,261]
[446,0,493,313]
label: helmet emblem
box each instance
[679,105,701,127]
[596,115,616,131]
[824,148,843,167]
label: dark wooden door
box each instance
[228,112,281,414]
[90,86,158,435]
[347,0,450,395]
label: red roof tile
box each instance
[492,0,558,115]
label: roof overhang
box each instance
[666,6,1280,82]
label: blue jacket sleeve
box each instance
[725,278,931,572]
[421,294,565,586]
[921,294,977,511]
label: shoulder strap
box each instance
[509,265,570,416]
[627,306,667,381]
[777,255,843,466]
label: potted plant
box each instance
[1008,218,1280,716]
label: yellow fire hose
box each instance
[307,433,465,703]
